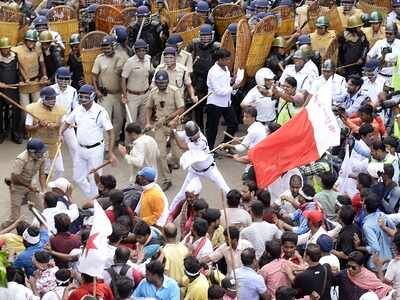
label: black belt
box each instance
[192,162,215,173]
[79,140,103,149]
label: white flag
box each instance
[78,200,112,277]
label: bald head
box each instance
[164,223,178,239]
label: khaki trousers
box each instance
[152,127,171,184]
[126,92,149,127]
[100,93,123,144]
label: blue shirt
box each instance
[363,211,395,270]
[292,202,319,235]
[132,275,180,300]
[13,228,49,277]
[235,266,267,300]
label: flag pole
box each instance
[93,277,96,296]
[220,190,238,290]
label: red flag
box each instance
[249,94,340,189]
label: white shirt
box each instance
[385,259,400,300]
[207,63,233,107]
[0,282,39,300]
[309,74,347,99]
[368,38,400,59]
[387,11,398,27]
[178,131,214,171]
[65,102,113,146]
[42,286,67,300]
[51,84,78,119]
[234,121,266,153]
[361,75,386,105]
[269,168,302,204]
[32,202,79,235]
[241,86,277,122]
[124,134,159,170]
[279,64,316,92]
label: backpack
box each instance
[106,264,130,300]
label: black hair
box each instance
[115,276,135,298]
[133,220,151,237]
[285,76,297,88]
[394,232,400,252]
[213,48,231,61]
[16,220,29,236]
[250,200,264,217]
[364,192,381,213]
[243,180,257,193]
[241,247,256,266]
[208,285,225,299]
[81,273,94,283]
[257,189,271,208]
[384,163,395,180]
[302,184,315,198]
[114,246,130,264]
[320,172,337,190]
[164,225,178,239]
[34,250,51,263]
[184,256,201,277]
[372,140,386,151]
[100,175,117,190]
[242,106,257,119]
[348,74,364,87]
[339,205,356,225]
[305,243,321,262]
[44,191,58,208]
[357,173,372,188]
[109,189,129,219]
[125,122,142,134]
[227,189,242,207]
[337,195,352,206]
[358,123,374,138]
[6,267,25,284]
[81,228,90,244]
[265,240,282,259]
[223,226,240,241]
[358,104,374,115]
[276,286,297,300]
[193,198,209,211]
[109,223,129,243]
[55,269,72,286]
[54,213,71,233]
[25,226,40,245]
[383,136,399,149]
[281,231,298,245]
[203,208,221,224]
[146,260,165,277]
[192,217,208,237]
[348,251,365,266]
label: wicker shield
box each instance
[81,31,107,85]
[271,5,294,36]
[122,7,137,27]
[95,4,124,34]
[326,6,344,34]
[212,4,245,36]
[221,29,235,73]
[0,6,24,46]
[234,18,251,75]
[47,5,77,21]
[173,12,204,46]
[245,15,278,77]
[322,37,338,65]
[358,0,389,18]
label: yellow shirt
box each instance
[0,233,24,256]
[211,225,225,249]
[184,273,209,300]
[163,243,190,286]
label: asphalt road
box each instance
[0,131,245,223]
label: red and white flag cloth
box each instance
[78,200,112,277]
[249,91,340,189]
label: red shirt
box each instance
[68,282,115,300]
[50,232,81,268]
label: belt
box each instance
[192,162,215,173]
[79,140,103,149]
[127,88,149,95]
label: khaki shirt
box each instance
[310,30,336,58]
[114,45,130,65]
[337,6,363,29]
[160,50,193,73]
[12,44,43,80]
[12,150,46,187]
[146,85,184,120]
[122,55,153,92]
[362,26,386,49]
[153,63,191,92]
[92,53,123,93]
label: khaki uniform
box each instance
[92,53,124,142]
[160,50,193,73]
[310,30,336,58]
[114,45,130,65]
[337,6,363,29]
[12,44,44,105]
[153,63,191,98]
[146,85,184,184]
[1,150,47,228]
[122,54,153,126]
[362,26,386,49]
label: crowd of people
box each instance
[3,0,400,299]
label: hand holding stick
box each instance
[88,160,112,177]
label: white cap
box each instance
[255,67,275,86]
[48,177,71,193]
[359,292,379,300]
[185,177,202,194]
[367,162,384,179]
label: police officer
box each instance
[361,58,386,105]
[112,25,134,64]
[67,33,84,90]
[51,67,79,161]
[1,138,47,229]
[387,0,400,29]
[153,47,196,102]
[92,35,124,144]
[254,0,269,14]
[362,11,385,49]
[187,24,220,130]
[367,23,400,60]
[195,0,213,25]
[122,39,153,127]
[266,36,288,79]
[310,16,337,59]
[38,30,64,83]
[0,37,23,144]
[25,86,66,179]
[161,34,193,73]
[59,84,116,198]
[32,15,64,49]
[13,30,47,107]
[128,5,163,66]
[145,70,185,191]
[337,0,363,29]
[338,15,369,77]
[81,4,97,33]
